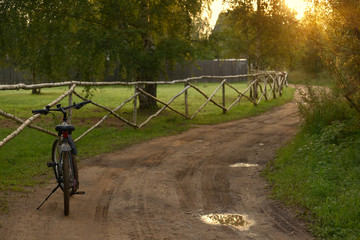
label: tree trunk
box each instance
[31,71,41,94]
[32,88,41,94]
[138,0,158,111]
[138,83,158,111]
[256,0,262,70]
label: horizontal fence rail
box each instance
[0,71,288,149]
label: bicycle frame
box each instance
[33,100,90,215]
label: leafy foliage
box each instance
[210,0,299,70]
[306,0,360,113]
[0,0,211,83]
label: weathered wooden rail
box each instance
[0,71,288,149]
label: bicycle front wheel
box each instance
[51,139,61,181]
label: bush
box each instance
[297,86,356,134]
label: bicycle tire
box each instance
[63,152,70,216]
[51,139,61,181]
[53,139,79,194]
[69,153,79,196]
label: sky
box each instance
[208,0,230,29]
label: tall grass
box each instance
[266,86,360,240]
[297,86,355,134]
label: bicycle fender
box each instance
[68,135,78,155]
[61,143,72,152]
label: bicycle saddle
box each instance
[55,125,75,132]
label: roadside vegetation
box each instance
[0,84,294,198]
[266,74,360,240]
[287,71,335,87]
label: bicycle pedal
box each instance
[47,162,56,168]
[75,191,85,195]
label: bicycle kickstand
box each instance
[36,184,61,210]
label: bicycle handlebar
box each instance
[32,108,50,115]
[32,100,92,115]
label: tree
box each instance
[210,0,299,70]
[0,0,211,108]
[308,0,360,113]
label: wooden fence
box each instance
[0,66,31,84]
[160,59,248,83]
[0,59,248,84]
[0,71,288,149]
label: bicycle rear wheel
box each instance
[63,152,70,216]
[53,139,79,194]
[69,153,79,195]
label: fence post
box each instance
[264,77,267,100]
[133,84,138,125]
[249,75,253,100]
[68,85,73,123]
[222,79,226,114]
[253,79,258,101]
[273,75,277,99]
[279,74,283,97]
[184,81,189,117]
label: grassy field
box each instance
[265,77,360,240]
[0,82,294,196]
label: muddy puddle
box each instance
[229,163,259,168]
[200,213,254,231]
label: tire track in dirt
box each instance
[0,98,314,240]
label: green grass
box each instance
[0,82,259,117]
[266,125,360,239]
[0,83,294,213]
[265,85,360,240]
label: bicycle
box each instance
[32,100,91,216]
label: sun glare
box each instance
[208,0,230,29]
[284,0,309,19]
[207,0,310,32]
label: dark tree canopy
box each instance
[0,0,210,82]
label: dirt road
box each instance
[0,98,313,240]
